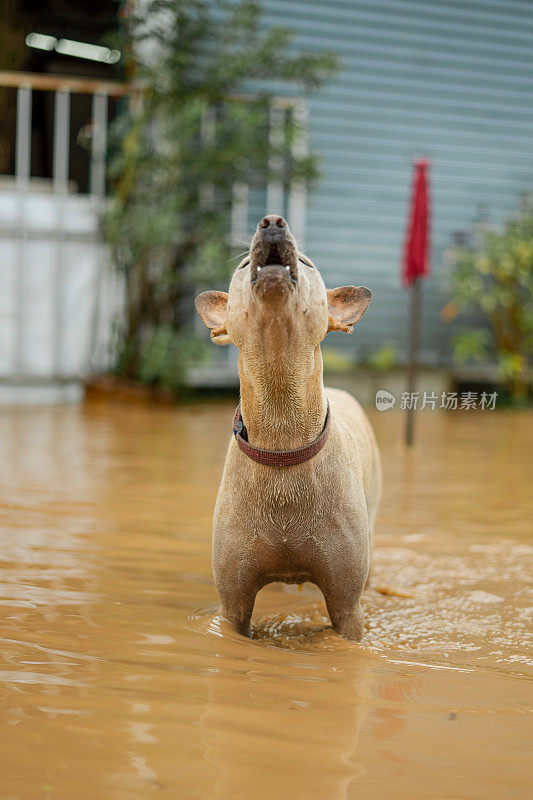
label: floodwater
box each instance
[0,401,531,800]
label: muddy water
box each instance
[0,402,531,800]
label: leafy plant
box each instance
[366,343,398,373]
[104,0,338,393]
[449,198,533,400]
[321,348,355,373]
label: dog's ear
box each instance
[194,291,229,343]
[327,286,372,334]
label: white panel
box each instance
[62,196,98,234]
[60,241,98,376]
[0,239,17,375]
[21,240,56,375]
[0,382,83,405]
[25,194,56,231]
[3,193,98,235]
[0,190,106,384]
[0,193,18,228]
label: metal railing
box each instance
[0,70,139,195]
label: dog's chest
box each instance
[250,473,323,544]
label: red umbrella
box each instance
[402,158,431,445]
[403,158,430,286]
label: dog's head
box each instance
[194,215,372,351]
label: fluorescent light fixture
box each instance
[55,39,121,64]
[25,32,57,51]
[25,32,121,64]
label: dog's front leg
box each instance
[218,585,258,638]
[215,567,259,638]
[324,594,365,642]
[317,547,369,642]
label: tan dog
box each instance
[195,215,381,640]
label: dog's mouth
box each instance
[264,242,284,266]
[249,241,298,285]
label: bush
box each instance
[449,198,533,400]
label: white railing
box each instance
[0,70,138,195]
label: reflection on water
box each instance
[0,403,531,799]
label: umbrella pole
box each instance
[405,276,421,447]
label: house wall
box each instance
[256,0,533,366]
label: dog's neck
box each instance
[238,339,327,451]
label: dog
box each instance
[194,215,381,640]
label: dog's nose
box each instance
[259,215,287,230]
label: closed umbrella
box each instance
[402,158,430,446]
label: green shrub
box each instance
[449,198,533,400]
[321,348,355,373]
[366,343,398,373]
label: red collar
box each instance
[232,402,331,467]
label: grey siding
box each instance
[257,0,533,366]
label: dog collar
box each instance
[232,402,330,467]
